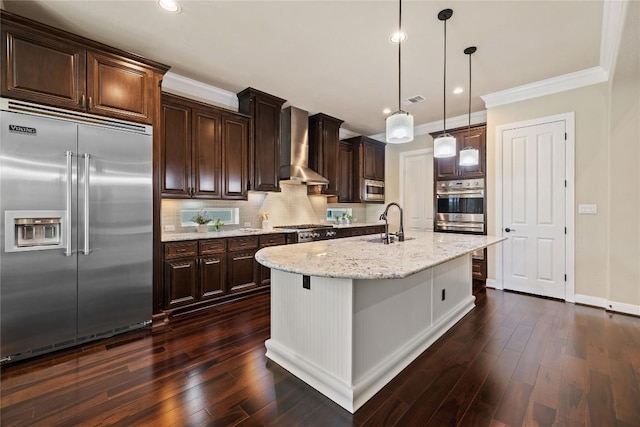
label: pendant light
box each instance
[459,46,479,166]
[433,9,455,158]
[385,0,414,144]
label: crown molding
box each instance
[369,110,487,141]
[481,0,627,109]
[161,72,238,110]
[480,66,608,108]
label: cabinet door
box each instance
[227,251,257,292]
[164,258,198,309]
[253,97,283,191]
[323,119,341,195]
[434,153,458,181]
[199,256,226,299]
[457,126,486,178]
[363,141,385,181]
[1,25,86,111]
[221,114,249,200]
[338,142,354,202]
[160,98,191,197]
[86,51,154,123]
[192,108,222,198]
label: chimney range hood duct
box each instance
[279,106,330,185]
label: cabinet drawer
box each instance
[259,234,286,248]
[164,242,198,259]
[199,239,226,255]
[228,236,258,252]
[472,259,487,280]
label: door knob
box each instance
[505,227,515,232]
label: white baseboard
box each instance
[574,294,640,317]
[485,278,502,290]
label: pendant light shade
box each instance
[386,111,414,144]
[434,9,454,158]
[385,0,414,144]
[459,147,479,165]
[459,45,479,166]
[433,135,456,157]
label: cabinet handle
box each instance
[80,94,86,109]
[177,248,187,252]
[88,96,93,109]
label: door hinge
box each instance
[565,180,567,187]
[565,227,567,234]
[564,132,567,140]
[564,274,567,282]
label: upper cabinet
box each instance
[237,88,286,192]
[431,124,486,180]
[308,113,344,196]
[1,12,168,124]
[339,136,386,203]
[161,93,249,200]
[337,141,355,202]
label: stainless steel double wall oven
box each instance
[435,178,485,234]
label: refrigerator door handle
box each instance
[65,151,73,256]
[83,153,91,255]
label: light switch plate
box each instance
[578,204,597,214]
[164,225,176,231]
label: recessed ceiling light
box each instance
[389,31,407,43]
[158,0,181,13]
[453,87,464,94]
[383,108,392,114]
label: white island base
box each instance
[265,254,474,413]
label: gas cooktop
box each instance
[273,224,333,230]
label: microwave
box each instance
[363,179,385,202]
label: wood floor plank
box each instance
[2,289,639,427]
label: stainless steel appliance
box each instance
[1,99,153,363]
[363,179,385,202]
[273,224,337,243]
[435,178,485,233]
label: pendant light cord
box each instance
[398,0,402,113]
[443,17,447,134]
[467,48,471,139]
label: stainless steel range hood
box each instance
[279,106,329,185]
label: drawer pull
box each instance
[177,248,187,252]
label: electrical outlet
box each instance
[164,225,175,232]
[244,222,252,227]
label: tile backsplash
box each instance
[161,184,378,233]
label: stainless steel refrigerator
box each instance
[0,99,152,363]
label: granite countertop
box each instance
[255,231,505,280]
[161,222,384,242]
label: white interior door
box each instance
[400,149,433,230]
[502,120,566,299]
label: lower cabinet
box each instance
[162,227,385,314]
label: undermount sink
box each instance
[366,236,415,244]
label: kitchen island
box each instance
[255,231,504,413]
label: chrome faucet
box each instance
[379,202,405,244]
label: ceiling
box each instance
[2,1,606,136]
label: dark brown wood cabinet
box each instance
[227,236,259,293]
[308,113,344,195]
[161,93,249,200]
[1,13,163,124]
[431,124,486,181]
[163,240,227,310]
[338,142,355,202]
[363,139,386,181]
[338,136,386,203]
[237,88,286,192]
[257,234,287,286]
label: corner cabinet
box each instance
[430,124,486,180]
[161,93,249,200]
[308,113,344,195]
[237,88,286,192]
[1,12,167,124]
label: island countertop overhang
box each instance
[255,231,505,280]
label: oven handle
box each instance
[437,223,485,230]
[436,191,484,198]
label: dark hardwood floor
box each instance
[2,289,639,426]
